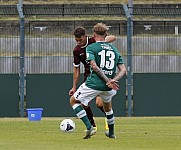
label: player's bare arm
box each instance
[105,35,116,43]
[113,64,127,81]
[69,66,80,96]
[89,60,109,82]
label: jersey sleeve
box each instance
[86,45,95,61]
[73,49,80,67]
[117,55,124,64]
[114,48,124,65]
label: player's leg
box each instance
[70,97,92,131]
[96,96,105,113]
[70,83,98,139]
[70,96,96,139]
[102,101,116,138]
[100,90,117,138]
[96,96,108,131]
[82,104,97,128]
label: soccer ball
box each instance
[60,119,75,132]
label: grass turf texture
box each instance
[0,117,181,150]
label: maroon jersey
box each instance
[73,37,96,82]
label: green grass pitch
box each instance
[0,117,181,150]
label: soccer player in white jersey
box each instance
[70,23,126,139]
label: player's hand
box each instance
[106,79,119,90]
[69,87,76,96]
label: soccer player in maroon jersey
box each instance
[69,26,116,131]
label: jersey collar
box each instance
[81,37,89,48]
[96,41,105,42]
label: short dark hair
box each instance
[74,27,86,38]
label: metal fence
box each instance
[0,3,181,74]
[1,3,181,117]
[1,4,181,18]
[0,4,124,17]
[0,23,181,74]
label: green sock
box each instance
[73,104,92,130]
[81,116,92,130]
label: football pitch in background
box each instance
[0,117,181,150]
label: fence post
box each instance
[17,3,25,117]
[123,4,132,116]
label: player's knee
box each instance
[70,96,76,106]
[70,96,81,107]
[96,102,103,109]
[96,99,103,108]
[82,104,89,109]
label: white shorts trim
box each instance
[73,63,80,67]
[73,83,116,106]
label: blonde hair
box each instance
[93,23,109,35]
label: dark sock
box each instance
[83,105,96,127]
[106,110,114,135]
[108,124,114,136]
[97,105,105,114]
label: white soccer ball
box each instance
[60,119,75,132]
